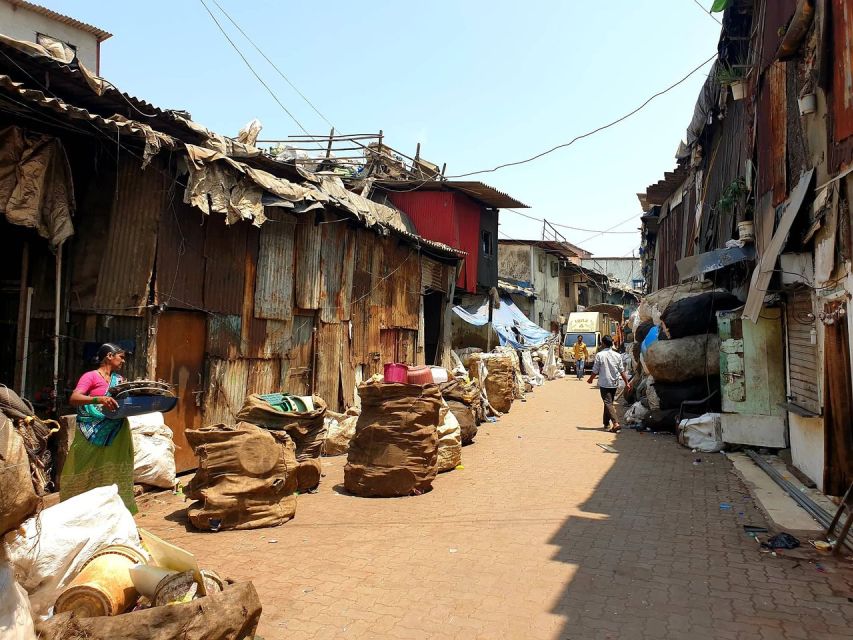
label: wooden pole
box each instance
[14,242,29,391]
[325,127,334,158]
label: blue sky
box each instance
[50,1,721,257]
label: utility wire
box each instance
[197,0,323,147]
[445,53,717,179]
[577,214,642,244]
[693,0,723,25]
[504,208,638,234]
[209,0,335,130]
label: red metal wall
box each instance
[452,193,481,293]
[388,191,480,293]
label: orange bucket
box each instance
[54,544,147,617]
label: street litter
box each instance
[761,533,801,550]
[596,443,618,453]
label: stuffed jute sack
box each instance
[236,394,327,461]
[344,382,441,497]
[185,422,298,530]
[438,379,480,444]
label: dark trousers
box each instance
[600,387,619,427]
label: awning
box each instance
[676,244,756,280]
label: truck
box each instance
[561,308,622,372]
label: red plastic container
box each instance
[406,365,434,385]
[383,363,408,384]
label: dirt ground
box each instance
[136,377,853,640]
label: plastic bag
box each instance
[436,403,462,473]
[128,413,176,489]
[3,485,143,618]
[677,413,723,452]
[0,560,35,640]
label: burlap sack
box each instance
[469,355,514,414]
[236,395,327,461]
[295,459,322,492]
[0,419,38,537]
[344,382,440,497]
[36,582,262,640]
[438,380,479,444]
[185,422,297,530]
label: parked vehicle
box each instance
[561,312,613,372]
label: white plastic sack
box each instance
[519,351,544,386]
[678,413,723,452]
[0,561,35,640]
[436,402,462,473]
[128,412,176,489]
[3,485,143,618]
[624,402,649,425]
[323,413,358,456]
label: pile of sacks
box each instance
[468,353,515,414]
[625,284,740,432]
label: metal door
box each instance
[155,311,206,472]
[718,308,787,447]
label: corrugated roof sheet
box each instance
[374,179,528,209]
[637,162,691,212]
[254,210,296,320]
[497,239,591,260]
[7,1,112,41]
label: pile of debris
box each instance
[625,283,740,434]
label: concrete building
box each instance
[0,0,111,72]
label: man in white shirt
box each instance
[587,335,632,432]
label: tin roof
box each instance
[374,179,528,209]
[636,162,691,212]
[7,1,112,41]
[497,238,591,260]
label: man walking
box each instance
[572,335,589,380]
[587,335,631,432]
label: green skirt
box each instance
[59,420,138,515]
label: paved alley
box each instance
[136,379,853,640]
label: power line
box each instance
[197,0,323,147]
[209,0,335,130]
[445,53,717,179]
[577,214,641,244]
[503,208,638,234]
[693,0,723,25]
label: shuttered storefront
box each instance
[785,288,821,415]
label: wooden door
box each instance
[155,311,206,473]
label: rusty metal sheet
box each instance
[156,196,206,311]
[319,222,355,323]
[203,214,247,315]
[422,257,447,292]
[247,358,281,395]
[314,320,341,410]
[254,210,295,320]
[769,62,788,206]
[155,311,205,471]
[340,323,355,408]
[206,314,241,360]
[294,215,322,309]
[382,238,420,330]
[91,155,166,315]
[204,357,248,426]
[831,0,853,145]
[351,229,382,365]
[282,313,314,395]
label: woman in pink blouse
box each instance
[60,343,136,514]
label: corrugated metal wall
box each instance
[387,191,457,246]
[829,0,853,171]
[254,210,295,321]
[203,214,247,315]
[319,219,355,323]
[454,194,481,293]
[156,196,206,311]
[294,215,322,309]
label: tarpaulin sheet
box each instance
[452,296,552,348]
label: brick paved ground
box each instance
[136,377,853,639]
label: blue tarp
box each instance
[452,296,553,348]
